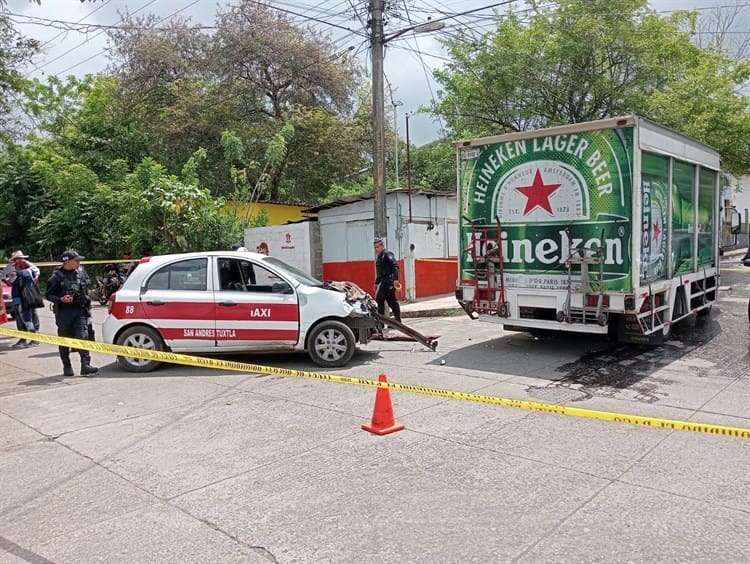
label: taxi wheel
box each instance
[308,320,356,368]
[115,326,164,373]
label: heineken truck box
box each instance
[455,115,720,342]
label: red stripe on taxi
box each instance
[214,303,299,321]
[113,301,303,321]
[159,328,299,340]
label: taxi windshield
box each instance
[260,256,322,287]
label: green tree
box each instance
[644,48,750,177]
[118,153,241,256]
[433,0,696,135]
[0,144,51,257]
[25,75,149,182]
[0,14,38,144]
[105,1,366,202]
[431,0,750,175]
[0,138,126,260]
[408,140,454,192]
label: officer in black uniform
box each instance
[374,237,401,328]
[45,249,98,377]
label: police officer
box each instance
[45,249,98,377]
[373,237,401,332]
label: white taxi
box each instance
[102,251,379,371]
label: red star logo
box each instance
[516,170,561,215]
[653,218,661,241]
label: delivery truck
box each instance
[454,115,720,343]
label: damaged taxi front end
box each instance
[319,280,381,344]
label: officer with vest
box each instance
[45,249,98,377]
[373,237,401,334]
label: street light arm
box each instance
[385,0,515,44]
[384,20,445,44]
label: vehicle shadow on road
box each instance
[430,315,724,399]
[84,350,378,380]
[16,375,65,387]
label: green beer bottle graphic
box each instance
[641,178,667,282]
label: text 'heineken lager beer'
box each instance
[459,128,634,292]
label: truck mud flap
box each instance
[374,314,439,351]
[617,314,666,345]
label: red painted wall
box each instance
[323,257,458,300]
[323,260,406,300]
[415,258,457,298]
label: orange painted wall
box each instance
[415,258,457,298]
[323,260,406,300]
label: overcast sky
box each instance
[4,0,737,146]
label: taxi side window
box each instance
[146,258,208,291]
[218,258,281,293]
[219,258,255,291]
[247,264,281,293]
[253,264,281,292]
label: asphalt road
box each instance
[1,258,749,563]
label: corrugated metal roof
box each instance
[303,188,454,213]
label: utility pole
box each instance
[368,5,443,240]
[406,112,413,223]
[392,99,403,189]
[370,0,387,240]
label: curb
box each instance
[722,247,747,258]
[401,306,464,319]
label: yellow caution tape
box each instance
[1,327,748,439]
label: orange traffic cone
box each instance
[361,374,405,435]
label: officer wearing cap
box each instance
[45,249,98,377]
[373,237,401,332]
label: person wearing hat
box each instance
[3,251,41,348]
[2,250,40,285]
[45,249,98,376]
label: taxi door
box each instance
[213,256,300,350]
[138,256,217,350]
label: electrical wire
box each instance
[36,0,115,51]
[22,0,162,77]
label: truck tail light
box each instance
[586,295,609,307]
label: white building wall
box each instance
[317,192,458,262]
[319,222,348,262]
[243,222,320,277]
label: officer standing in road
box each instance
[374,237,402,333]
[45,249,98,377]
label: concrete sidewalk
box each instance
[399,293,463,318]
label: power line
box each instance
[55,0,204,76]
[243,0,366,36]
[36,0,115,50]
[397,0,444,133]
[22,0,162,77]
